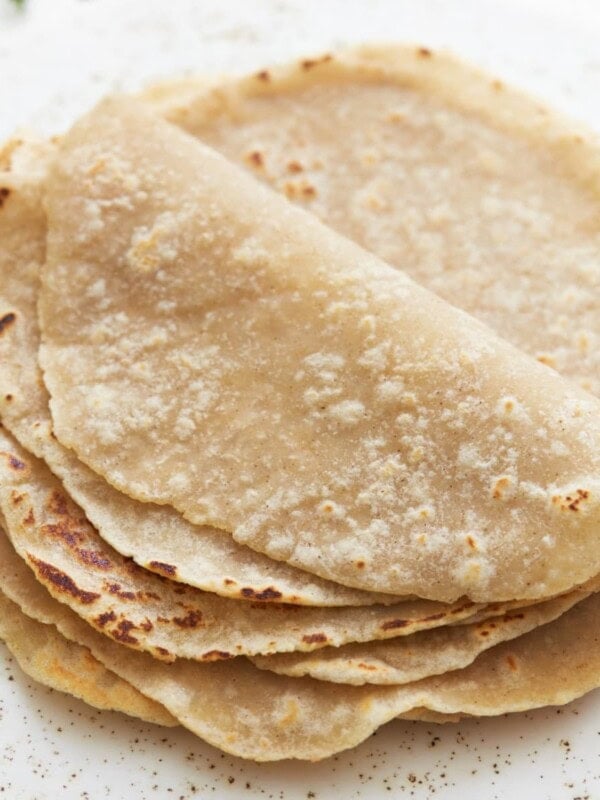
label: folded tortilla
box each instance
[38,96,600,601]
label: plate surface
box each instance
[0,1,599,797]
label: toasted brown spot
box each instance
[111,619,138,645]
[417,47,432,58]
[23,509,35,525]
[172,609,203,629]
[466,535,477,550]
[552,488,590,512]
[96,610,117,628]
[240,586,283,601]
[381,618,409,631]
[4,394,12,402]
[7,454,25,470]
[140,618,154,632]
[46,490,69,516]
[301,53,333,70]
[224,578,236,586]
[302,632,328,645]
[287,160,303,174]
[10,491,23,506]
[451,602,476,615]
[78,549,113,570]
[28,555,100,604]
[424,612,446,622]
[106,582,136,601]
[155,646,171,658]
[0,312,16,334]
[246,150,264,169]
[479,629,490,637]
[0,187,10,208]
[506,654,518,671]
[492,79,504,91]
[357,662,378,671]
[149,560,177,577]
[355,560,365,569]
[504,612,525,621]
[255,69,270,82]
[202,650,234,661]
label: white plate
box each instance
[0,1,599,797]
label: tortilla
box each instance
[39,96,600,602]
[0,136,396,608]
[152,45,600,397]
[2,517,598,761]
[0,427,487,662]
[0,589,176,726]
[250,586,593,684]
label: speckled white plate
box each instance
[0,1,599,797]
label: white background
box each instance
[0,1,599,798]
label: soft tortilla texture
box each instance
[0,137,396,608]
[39,96,600,601]
[0,588,177,727]
[1,520,599,761]
[250,586,594,684]
[0,426,486,662]
[151,45,600,396]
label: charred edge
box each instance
[202,650,233,662]
[96,610,117,628]
[149,560,177,577]
[381,618,410,631]
[28,555,100,604]
[240,586,283,602]
[0,312,16,334]
[451,602,476,615]
[423,612,446,622]
[503,612,525,622]
[172,609,203,629]
[111,619,139,645]
[301,53,333,70]
[224,578,236,586]
[302,632,328,645]
[154,646,171,658]
[0,187,10,208]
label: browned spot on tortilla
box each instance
[355,560,366,569]
[0,187,10,208]
[255,69,270,82]
[224,578,236,586]
[246,150,264,169]
[466,535,477,550]
[240,586,283,601]
[503,612,525,622]
[492,79,504,91]
[479,629,490,637]
[106,582,136,601]
[154,646,171,658]
[0,139,23,170]
[172,609,203,629]
[202,650,234,661]
[78,549,113,570]
[417,47,432,58]
[140,618,154,632]
[23,509,35,525]
[27,555,100,604]
[552,488,590,512]
[5,453,25,470]
[451,602,476,615]
[111,619,138,645]
[301,54,333,70]
[46,490,69,516]
[96,610,117,628]
[149,560,177,577]
[0,312,16,334]
[357,662,378,671]
[10,491,23,506]
[424,612,446,622]
[4,394,12,402]
[287,160,303,174]
[302,632,328,645]
[506,654,518,671]
[381,618,410,631]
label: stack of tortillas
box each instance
[0,44,599,761]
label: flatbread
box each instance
[250,586,593,684]
[39,96,600,601]
[1,519,598,761]
[0,589,176,727]
[0,136,396,608]
[0,426,485,661]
